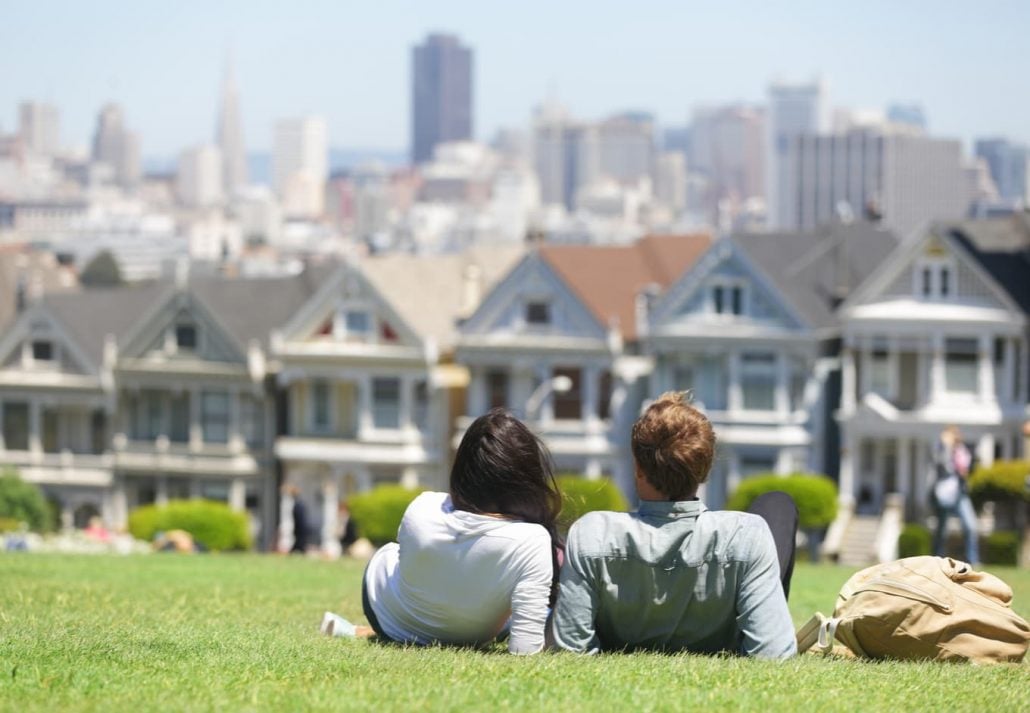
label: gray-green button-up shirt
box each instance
[552,500,796,658]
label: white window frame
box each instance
[523,297,554,330]
[332,300,377,344]
[309,379,334,434]
[708,279,748,318]
[912,258,956,301]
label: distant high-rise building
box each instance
[273,117,327,218]
[975,138,1029,206]
[661,125,691,155]
[689,104,765,208]
[91,103,141,190]
[779,130,968,236]
[18,102,60,156]
[177,144,224,208]
[411,33,473,165]
[217,59,247,197]
[597,112,655,186]
[886,103,927,132]
[766,80,826,228]
[532,104,598,211]
[655,151,687,214]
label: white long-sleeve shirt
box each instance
[363,491,553,654]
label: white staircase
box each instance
[837,515,880,567]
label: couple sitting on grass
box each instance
[322,391,798,658]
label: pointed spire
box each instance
[217,52,247,198]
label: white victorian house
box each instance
[836,217,1030,522]
[645,223,898,508]
[455,235,710,493]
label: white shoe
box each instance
[320,611,356,637]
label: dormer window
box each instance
[345,310,371,336]
[175,324,197,351]
[915,259,953,300]
[526,301,551,325]
[710,281,745,316]
[32,340,54,361]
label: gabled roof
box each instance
[361,246,524,351]
[948,214,1030,314]
[539,234,711,340]
[732,222,899,329]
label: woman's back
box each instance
[364,491,553,653]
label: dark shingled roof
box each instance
[948,213,1030,314]
[732,222,900,329]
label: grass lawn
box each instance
[0,555,1027,712]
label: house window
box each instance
[789,356,807,412]
[525,301,551,325]
[42,408,59,453]
[372,377,401,429]
[169,393,189,443]
[2,402,29,451]
[598,370,613,420]
[944,338,978,394]
[921,267,932,297]
[311,380,332,433]
[240,394,264,447]
[486,370,509,410]
[175,324,197,350]
[140,389,163,440]
[869,345,891,398]
[739,453,776,477]
[201,391,229,444]
[200,480,230,503]
[711,283,744,315]
[413,381,429,430]
[553,367,582,420]
[673,356,727,411]
[916,260,954,300]
[741,353,776,411]
[90,409,106,454]
[940,267,951,297]
[345,310,371,337]
[31,340,54,361]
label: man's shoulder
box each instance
[566,510,634,545]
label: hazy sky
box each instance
[1,0,1027,157]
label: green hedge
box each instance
[556,475,628,531]
[348,485,424,547]
[726,473,838,530]
[983,531,1020,566]
[969,460,1030,504]
[0,469,53,532]
[898,523,932,558]
[128,500,251,551]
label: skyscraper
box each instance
[217,58,247,198]
[766,80,826,228]
[273,117,327,218]
[18,102,60,156]
[975,138,1029,206]
[177,144,224,208]
[411,33,473,165]
[91,103,141,190]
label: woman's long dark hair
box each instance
[450,408,563,604]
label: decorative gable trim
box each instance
[0,303,98,375]
[458,252,608,341]
[118,288,247,363]
[649,239,809,331]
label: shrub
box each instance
[968,461,1030,504]
[982,531,1020,566]
[898,523,932,558]
[726,473,838,530]
[0,469,53,532]
[348,485,424,547]
[128,500,251,551]
[556,475,629,531]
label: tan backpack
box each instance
[796,556,1030,663]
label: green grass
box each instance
[0,555,1027,712]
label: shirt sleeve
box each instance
[735,520,797,659]
[550,523,601,654]
[507,532,554,655]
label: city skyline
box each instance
[2,1,1028,158]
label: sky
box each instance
[1,0,1027,158]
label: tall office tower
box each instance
[273,117,328,218]
[217,59,248,197]
[411,33,473,165]
[532,105,599,211]
[18,102,60,155]
[91,103,141,190]
[779,130,968,236]
[654,151,687,214]
[689,104,765,204]
[766,80,826,228]
[975,138,1029,205]
[177,144,224,208]
[597,112,656,186]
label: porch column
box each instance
[321,472,341,558]
[358,376,373,436]
[583,364,600,425]
[977,335,994,404]
[929,334,945,401]
[278,487,295,553]
[400,375,414,431]
[229,478,246,512]
[536,365,553,423]
[400,465,419,489]
[727,352,742,412]
[189,387,203,450]
[229,388,243,453]
[156,476,169,507]
[896,436,911,500]
[112,476,128,530]
[839,429,856,507]
[977,433,996,468]
[774,352,789,416]
[28,398,42,455]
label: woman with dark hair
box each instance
[322,409,563,654]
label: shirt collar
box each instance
[637,499,707,517]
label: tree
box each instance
[79,250,124,287]
[0,468,53,532]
